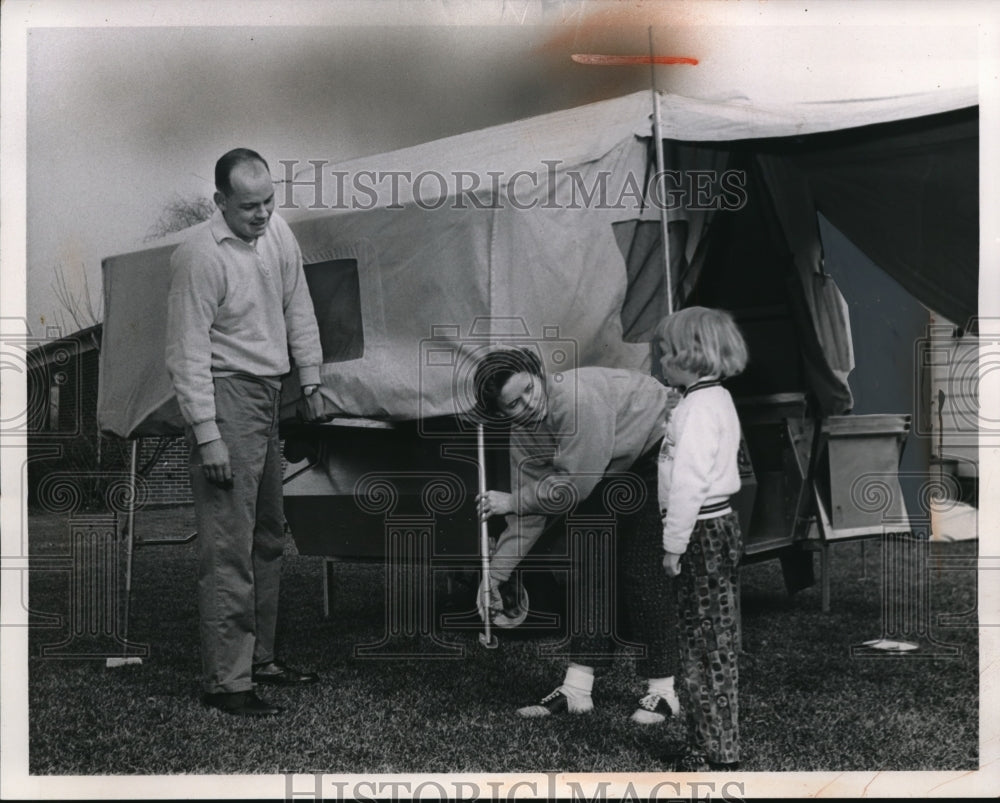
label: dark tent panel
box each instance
[783,107,978,330]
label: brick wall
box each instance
[28,330,298,510]
[138,437,193,506]
[135,436,294,508]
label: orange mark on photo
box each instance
[572,54,699,66]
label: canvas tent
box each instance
[99,87,978,441]
[98,88,978,603]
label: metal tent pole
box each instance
[649,26,674,316]
[107,438,142,667]
[477,423,498,649]
[124,438,137,638]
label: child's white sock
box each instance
[648,676,674,697]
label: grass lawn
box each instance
[26,505,978,775]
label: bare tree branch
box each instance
[51,263,101,333]
[144,195,215,242]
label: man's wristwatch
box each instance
[302,384,320,398]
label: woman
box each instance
[475,347,679,723]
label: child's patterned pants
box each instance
[676,511,742,764]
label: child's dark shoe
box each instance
[663,748,739,772]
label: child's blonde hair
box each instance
[655,306,748,379]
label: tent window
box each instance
[303,258,365,363]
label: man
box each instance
[166,148,328,717]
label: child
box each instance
[655,306,748,771]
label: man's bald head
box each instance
[214,149,275,243]
[215,148,270,197]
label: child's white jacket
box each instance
[658,380,742,554]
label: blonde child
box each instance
[655,306,748,771]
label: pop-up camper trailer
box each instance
[98,88,978,613]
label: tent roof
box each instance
[282,86,978,217]
[653,86,977,140]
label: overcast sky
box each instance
[3,0,989,334]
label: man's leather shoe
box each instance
[252,661,319,686]
[202,690,282,717]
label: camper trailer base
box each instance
[282,400,912,619]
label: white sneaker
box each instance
[517,687,594,718]
[630,692,680,724]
